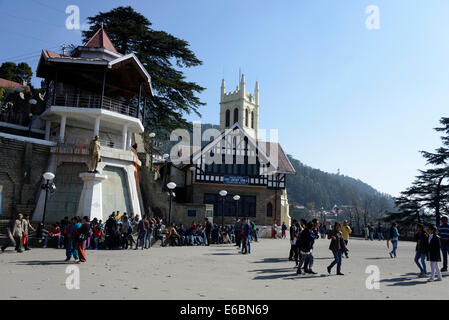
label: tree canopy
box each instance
[387,117,449,227]
[0,62,33,85]
[81,6,205,133]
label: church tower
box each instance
[219,74,259,140]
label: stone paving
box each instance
[0,237,448,299]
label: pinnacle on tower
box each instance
[221,78,226,98]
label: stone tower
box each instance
[219,74,259,140]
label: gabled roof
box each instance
[0,78,30,92]
[184,122,295,174]
[84,27,119,53]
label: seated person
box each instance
[43,223,62,248]
[222,231,231,244]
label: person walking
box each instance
[241,218,251,254]
[288,219,298,261]
[296,222,315,275]
[75,216,89,263]
[135,216,149,250]
[438,215,449,272]
[369,225,374,241]
[377,222,384,240]
[205,218,212,246]
[22,214,35,251]
[327,222,347,276]
[388,223,399,258]
[3,214,24,253]
[427,225,443,282]
[414,223,428,278]
[65,217,80,262]
[281,222,287,239]
[341,220,352,258]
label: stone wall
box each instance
[0,136,50,218]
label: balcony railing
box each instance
[49,92,142,120]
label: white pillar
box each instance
[45,120,51,140]
[127,130,132,150]
[77,172,108,221]
[93,116,101,138]
[59,115,66,142]
[122,124,128,150]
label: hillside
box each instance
[286,156,395,213]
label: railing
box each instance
[49,92,141,119]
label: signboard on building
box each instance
[223,175,249,185]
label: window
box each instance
[203,193,256,217]
[187,209,197,217]
[234,108,239,124]
[251,111,254,129]
[266,202,273,217]
[245,109,248,127]
[225,109,230,127]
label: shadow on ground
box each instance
[14,260,68,265]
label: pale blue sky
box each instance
[1,0,448,196]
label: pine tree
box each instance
[82,6,205,133]
[391,117,449,227]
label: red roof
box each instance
[0,78,30,92]
[84,27,119,53]
[42,49,105,62]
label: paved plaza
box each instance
[0,237,448,300]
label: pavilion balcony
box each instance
[47,91,142,121]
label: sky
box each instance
[1,0,448,197]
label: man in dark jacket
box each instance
[296,222,315,275]
[288,219,298,261]
[205,218,212,246]
[105,214,117,249]
[234,218,242,248]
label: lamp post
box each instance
[219,190,227,228]
[148,132,156,170]
[189,166,196,202]
[167,182,176,224]
[233,195,240,218]
[37,171,56,238]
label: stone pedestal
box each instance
[77,172,107,221]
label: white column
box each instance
[122,124,128,150]
[127,130,132,150]
[59,115,66,142]
[93,116,101,138]
[45,120,51,140]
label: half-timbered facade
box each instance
[163,75,295,226]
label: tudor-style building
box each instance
[163,75,295,226]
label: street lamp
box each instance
[233,195,240,218]
[189,166,196,202]
[167,182,176,224]
[148,132,156,170]
[37,171,56,238]
[219,190,227,228]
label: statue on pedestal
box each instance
[89,135,101,172]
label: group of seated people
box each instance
[42,213,253,249]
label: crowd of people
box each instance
[287,215,449,282]
[288,218,352,275]
[1,210,261,262]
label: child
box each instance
[427,225,443,282]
